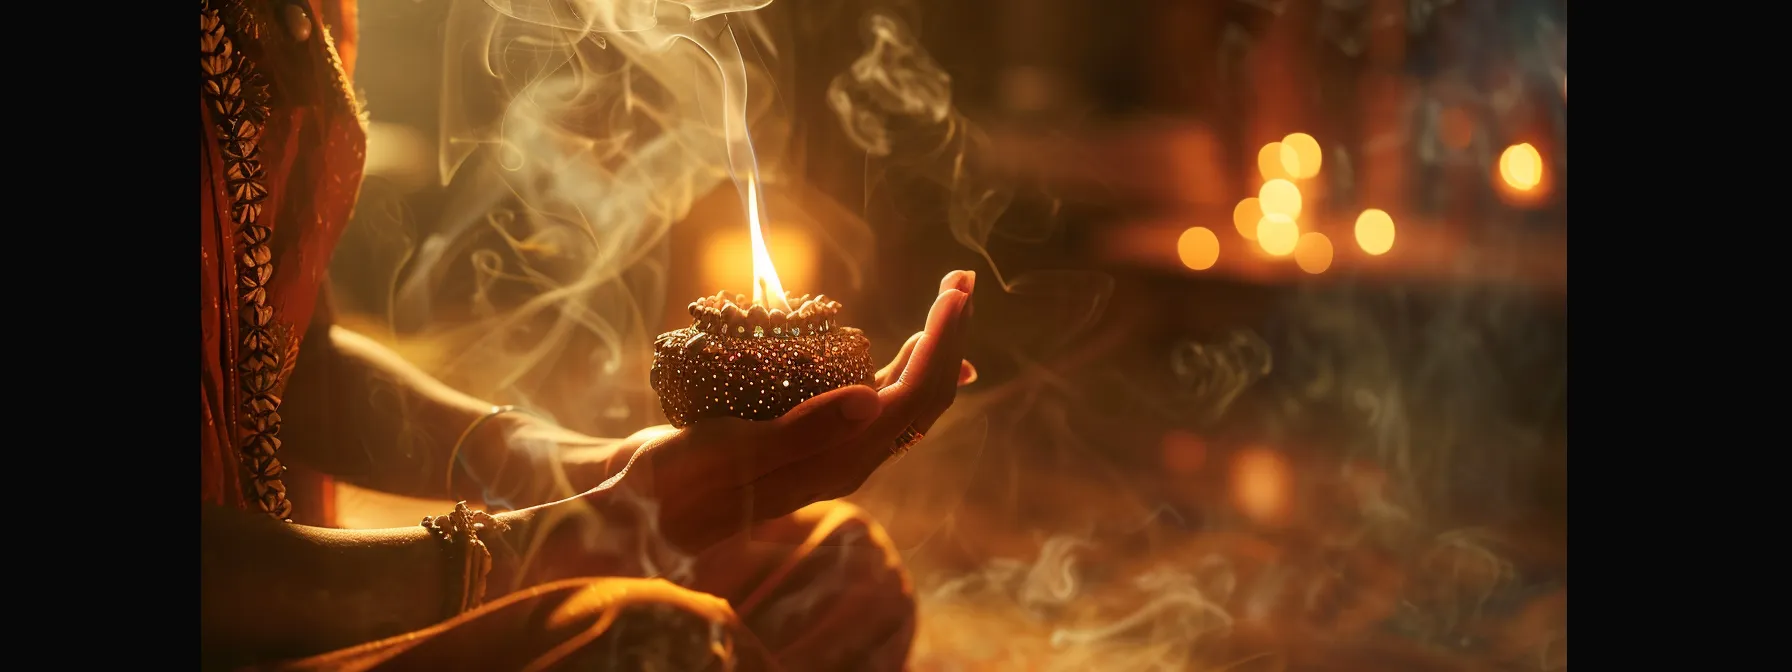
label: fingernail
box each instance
[940,270,965,295]
[958,360,979,385]
[840,387,881,421]
[962,270,977,294]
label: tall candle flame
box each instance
[747,174,790,311]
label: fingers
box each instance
[623,425,679,448]
[660,383,878,493]
[942,269,977,295]
[879,336,977,389]
[914,271,975,386]
[724,385,880,521]
[827,273,975,486]
[885,288,973,433]
[891,291,968,394]
[876,332,925,389]
[746,270,979,517]
[743,384,881,475]
[876,265,973,388]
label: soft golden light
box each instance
[1233,198,1263,241]
[1256,213,1298,257]
[746,177,791,310]
[1231,447,1291,525]
[1177,226,1221,271]
[1354,208,1396,256]
[1279,132,1323,179]
[1294,232,1333,274]
[703,216,817,305]
[1258,179,1302,220]
[1257,142,1292,181]
[1499,143,1543,191]
[1439,107,1476,150]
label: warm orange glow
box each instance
[1354,209,1396,256]
[1258,179,1302,220]
[1343,460,1388,500]
[1256,213,1298,257]
[1499,143,1543,191]
[1279,132,1323,179]
[1177,226,1220,271]
[1294,232,1333,274]
[1231,447,1291,525]
[1257,142,1292,181]
[704,218,817,304]
[1439,107,1476,150]
[1233,198,1263,241]
[1161,431,1207,476]
[746,177,790,310]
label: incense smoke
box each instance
[336,0,1564,668]
[363,0,818,591]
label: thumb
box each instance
[746,384,881,474]
[623,425,679,447]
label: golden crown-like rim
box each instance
[685,291,845,339]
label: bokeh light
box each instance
[1256,213,1298,256]
[1231,447,1291,526]
[1176,226,1220,271]
[1233,198,1263,240]
[1279,132,1323,179]
[1354,208,1396,256]
[1257,142,1292,181]
[1294,232,1333,274]
[1499,143,1543,191]
[1258,179,1302,219]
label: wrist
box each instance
[457,407,531,471]
[513,421,634,495]
[482,507,539,597]
[486,489,655,586]
[450,408,542,504]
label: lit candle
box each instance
[650,180,874,427]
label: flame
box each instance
[746,175,790,310]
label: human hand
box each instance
[587,270,977,553]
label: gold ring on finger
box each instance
[892,425,924,458]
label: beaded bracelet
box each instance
[421,501,509,619]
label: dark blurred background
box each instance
[330,0,1566,668]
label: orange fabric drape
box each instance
[262,502,916,672]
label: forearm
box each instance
[281,325,627,506]
[200,502,534,663]
[200,479,672,666]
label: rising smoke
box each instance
[397,0,799,437]
[342,0,1563,667]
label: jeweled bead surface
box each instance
[651,294,873,427]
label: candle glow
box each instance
[651,175,874,427]
[746,176,791,311]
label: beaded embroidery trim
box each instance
[201,0,292,520]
